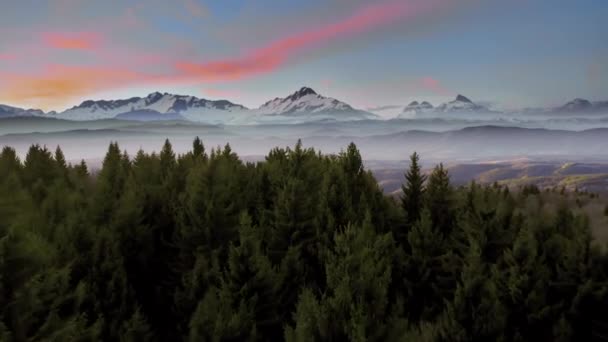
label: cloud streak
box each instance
[0,53,17,61]
[41,32,104,51]
[175,0,435,81]
[419,76,451,95]
[0,0,450,110]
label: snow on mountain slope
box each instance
[249,87,378,123]
[557,98,593,112]
[434,95,489,113]
[56,92,250,123]
[398,101,434,118]
[0,104,44,118]
[553,98,608,114]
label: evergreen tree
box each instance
[92,142,130,224]
[192,136,205,159]
[54,146,67,170]
[188,214,280,341]
[121,308,154,342]
[404,209,447,321]
[400,152,426,240]
[438,242,506,342]
[425,163,454,237]
[322,214,395,341]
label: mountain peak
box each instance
[570,98,592,106]
[58,92,247,121]
[433,94,488,113]
[294,87,317,97]
[255,87,377,121]
[146,92,164,102]
[455,94,472,103]
[557,98,594,112]
[400,100,434,117]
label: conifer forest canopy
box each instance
[0,138,607,341]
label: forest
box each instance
[0,138,607,341]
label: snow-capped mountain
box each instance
[56,92,249,123]
[395,95,491,119]
[398,101,434,118]
[0,104,44,118]
[553,98,608,114]
[4,90,606,124]
[434,95,489,113]
[557,98,593,112]
[52,88,377,124]
[251,87,378,123]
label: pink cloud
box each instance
[419,76,451,95]
[175,0,436,81]
[0,53,17,61]
[41,32,104,51]
[1,0,453,109]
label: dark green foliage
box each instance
[0,140,606,341]
[522,184,541,196]
[400,152,426,232]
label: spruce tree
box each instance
[188,214,280,341]
[405,209,446,321]
[323,214,395,341]
[425,163,454,237]
[438,242,506,342]
[400,152,426,239]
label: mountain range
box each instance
[47,87,378,124]
[1,87,607,124]
[0,104,45,118]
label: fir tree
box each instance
[400,152,426,240]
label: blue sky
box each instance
[0,0,606,112]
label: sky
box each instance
[0,0,606,114]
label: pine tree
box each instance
[400,152,426,240]
[159,139,176,180]
[75,159,89,178]
[92,142,130,224]
[192,136,205,159]
[425,163,454,237]
[188,214,280,341]
[0,146,21,179]
[404,209,446,321]
[54,146,67,170]
[438,242,506,342]
[121,308,154,342]
[22,144,58,189]
[284,288,327,342]
[323,214,395,341]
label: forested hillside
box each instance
[0,139,607,341]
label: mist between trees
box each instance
[0,138,607,341]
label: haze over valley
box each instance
[2,86,608,193]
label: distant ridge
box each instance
[1,91,608,123]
